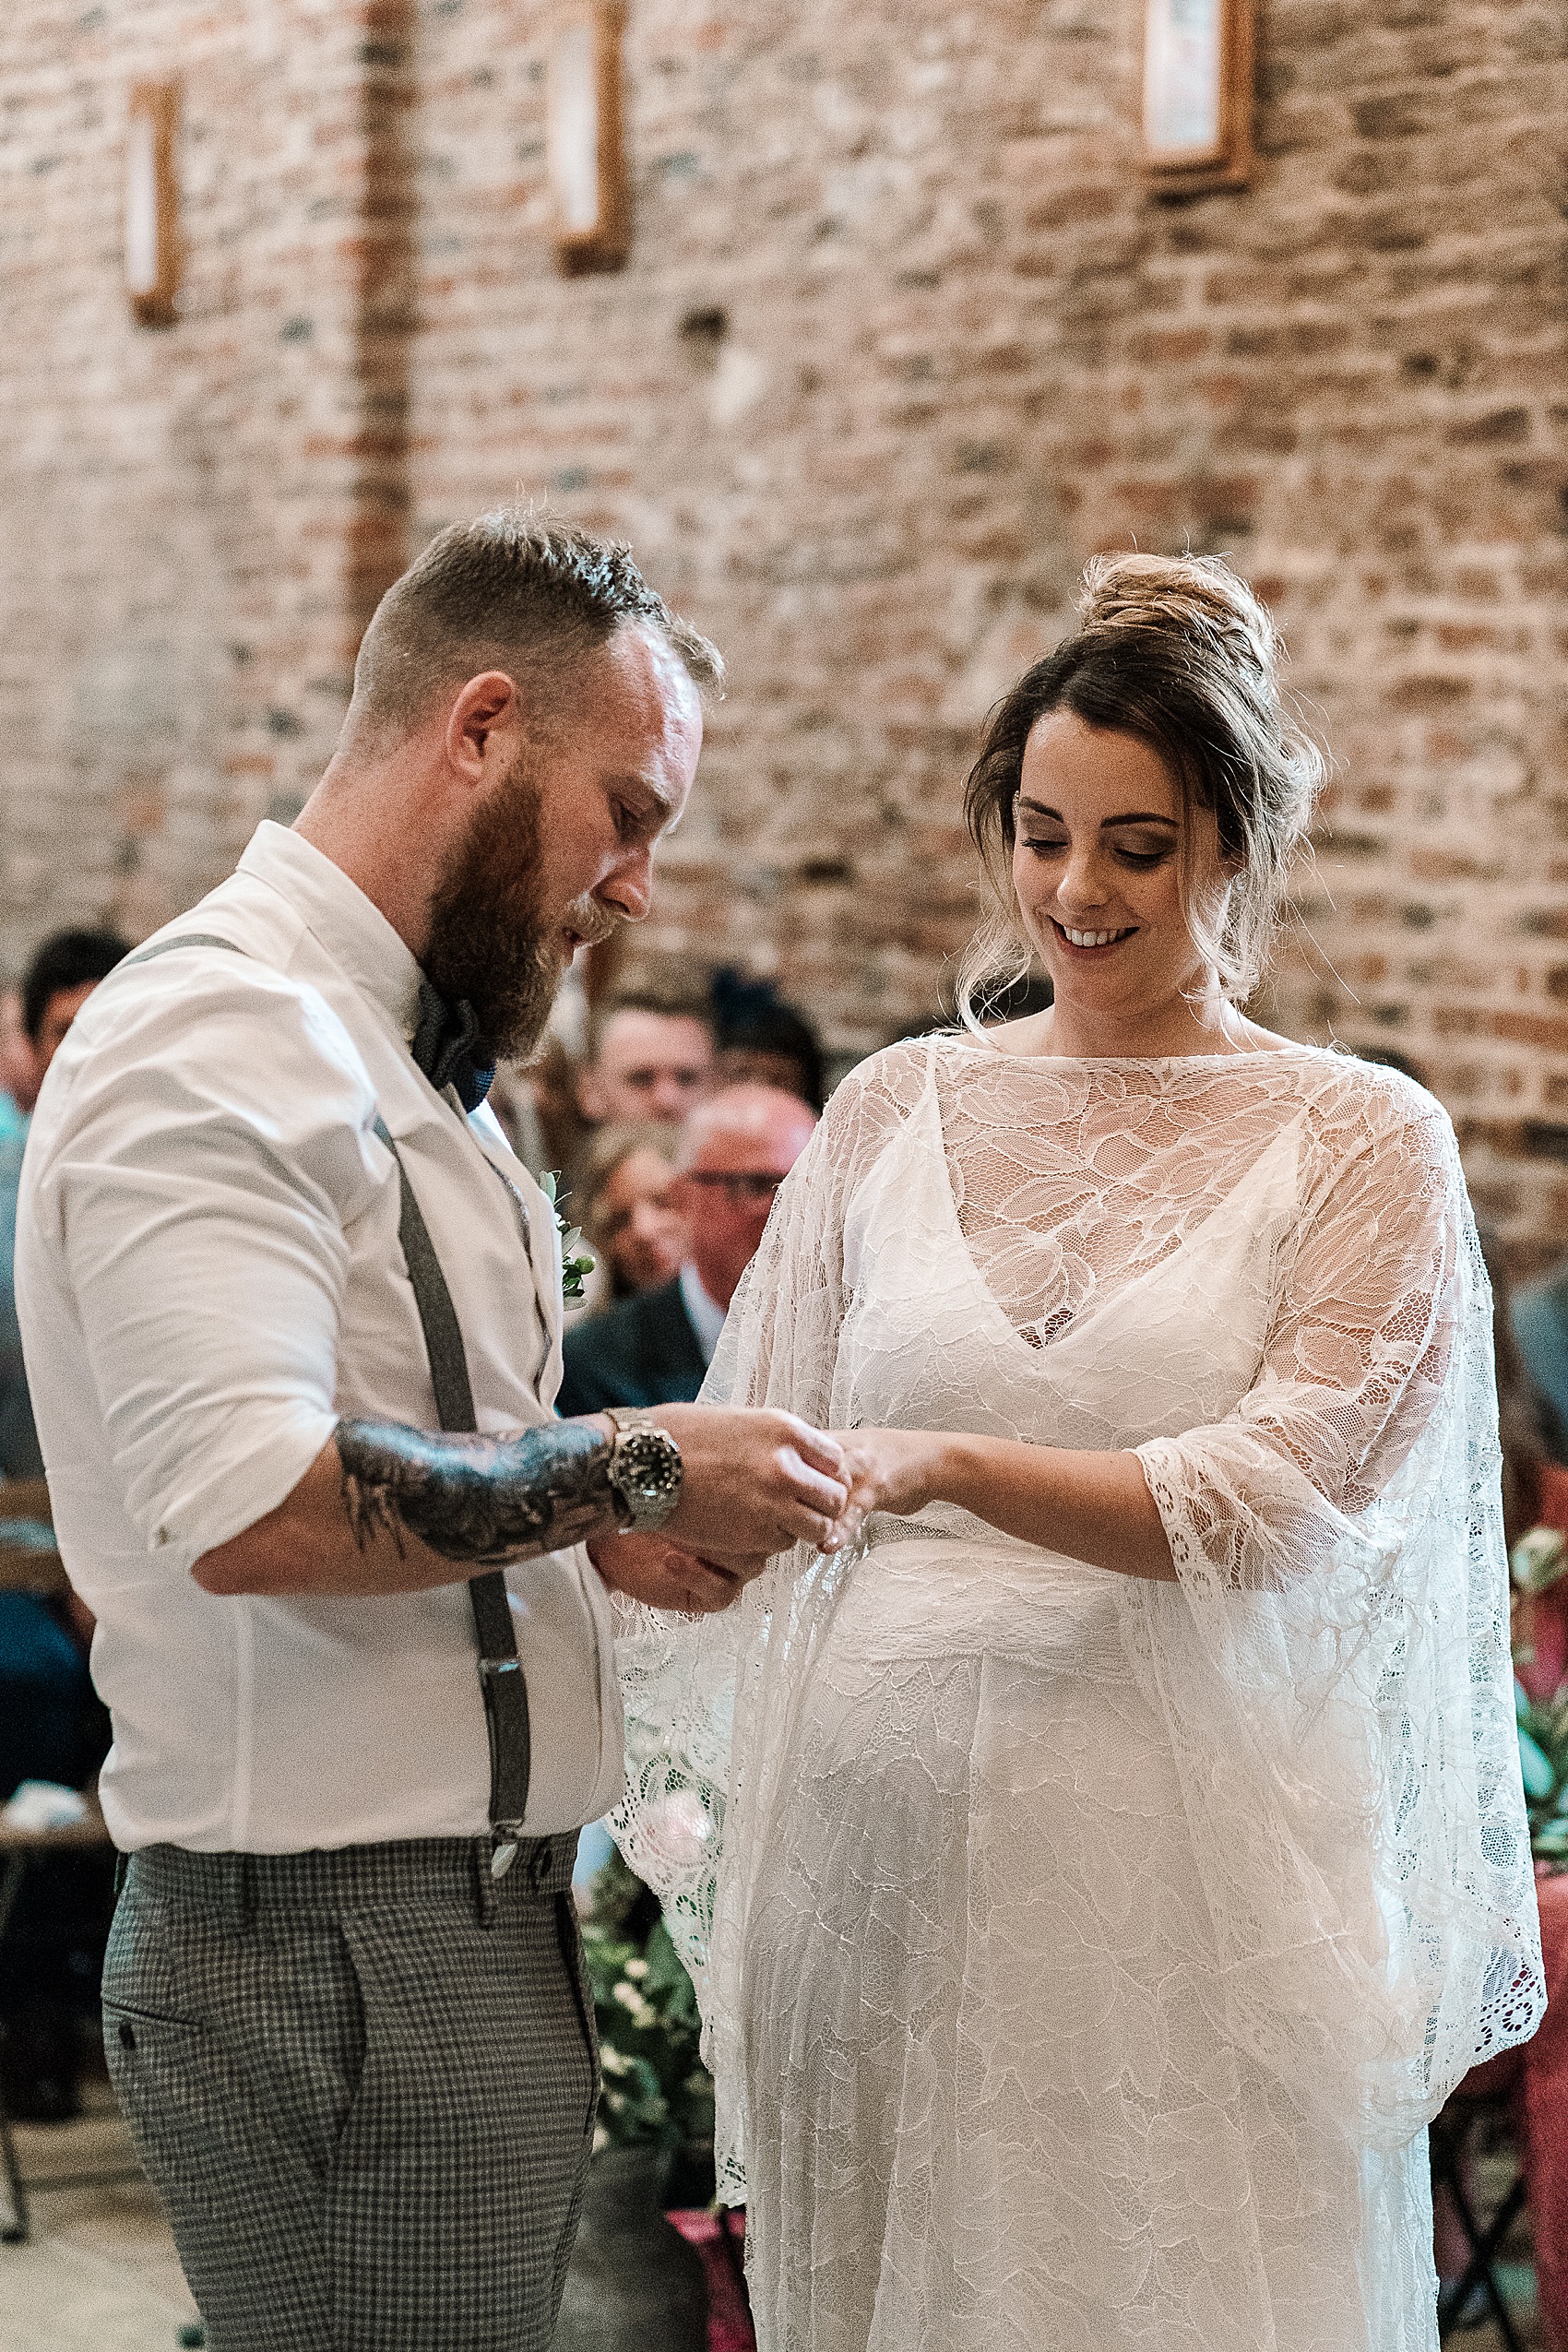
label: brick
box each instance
[0,0,1564,1266]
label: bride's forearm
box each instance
[926,1434,1177,1583]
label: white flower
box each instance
[612,1981,656,2027]
[1514,1526,1568,1595]
[645,1788,716,1871]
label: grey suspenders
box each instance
[124,932,533,1875]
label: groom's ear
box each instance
[444,671,521,790]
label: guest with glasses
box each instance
[558,1085,817,1416]
[686,1166,787,1206]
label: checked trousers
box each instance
[101,1835,597,2352]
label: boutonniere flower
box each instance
[540,1170,595,1302]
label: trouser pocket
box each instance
[555,1888,601,2135]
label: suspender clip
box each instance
[490,1824,526,1880]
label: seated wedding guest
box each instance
[712,968,826,1111]
[576,989,717,1129]
[0,990,34,1139]
[483,1058,551,1176]
[528,1033,592,1178]
[1513,1256,1568,1464]
[0,1598,113,2120]
[1480,1235,1550,1553]
[0,929,133,1477]
[0,925,129,2119]
[575,1121,687,1307]
[23,929,136,1075]
[559,1084,816,1416]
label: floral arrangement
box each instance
[580,1850,715,2156]
[540,1170,595,1303]
[1512,1525,1568,1867]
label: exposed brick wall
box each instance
[2,0,1565,1253]
[0,0,410,937]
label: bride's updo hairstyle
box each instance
[958,552,1325,1029]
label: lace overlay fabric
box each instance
[613,1034,1543,2352]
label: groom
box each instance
[16,511,849,2350]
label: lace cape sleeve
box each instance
[1133,1074,1543,2145]
[611,1050,910,2189]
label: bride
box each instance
[610,553,1543,2351]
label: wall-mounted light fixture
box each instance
[125,78,180,325]
[1141,0,1254,196]
[548,0,630,275]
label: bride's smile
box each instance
[1001,706,1246,1060]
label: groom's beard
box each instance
[423,749,609,1066]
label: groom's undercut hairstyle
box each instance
[347,508,723,745]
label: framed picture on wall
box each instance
[548,0,630,275]
[125,78,180,325]
[1141,0,1254,195]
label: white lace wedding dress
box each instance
[613,1034,1543,2352]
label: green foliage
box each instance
[581,1852,715,2155]
[540,1169,595,1301]
[1516,1683,1568,1864]
[1512,1526,1568,1868]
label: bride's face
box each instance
[1010,709,1229,1021]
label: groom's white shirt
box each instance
[17,822,624,1853]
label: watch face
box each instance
[617,1428,682,1503]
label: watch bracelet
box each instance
[603,1408,683,1531]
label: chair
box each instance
[1431,2051,1530,2348]
[0,1792,144,2243]
[0,1484,140,2243]
[0,1479,66,1602]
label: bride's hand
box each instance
[829,1428,949,1539]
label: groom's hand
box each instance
[647,1405,849,1556]
[588,1530,771,1614]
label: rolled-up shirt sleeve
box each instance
[25,964,386,1560]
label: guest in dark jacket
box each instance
[558,1084,817,1416]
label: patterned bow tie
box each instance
[410,979,496,1114]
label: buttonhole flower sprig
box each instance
[540,1170,595,1302]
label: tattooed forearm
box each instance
[337,1417,622,1566]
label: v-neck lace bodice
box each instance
[934,1037,1317,1345]
[822,1036,1462,1543]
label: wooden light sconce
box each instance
[548,0,630,276]
[125,78,180,325]
[1141,0,1255,196]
